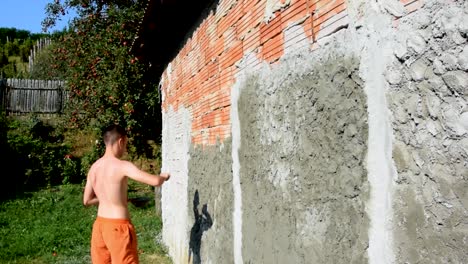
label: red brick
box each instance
[220,40,243,69]
[218,4,243,36]
[207,80,223,97]
[281,0,309,27]
[312,4,346,36]
[242,26,261,53]
[192,108,203,123]
[185,80,198,106]
[262,31,285,63]
[242,0,260,15]
[198,63,209,83]
[192,134,202,145]
[217,93,231,109]
[217,19,232,38]
[260,12,283,45]
[312,0,346,26]
[222,27,238,52]
[195,47,205,74]
[206,59,219,80]
[197,22,207,45]
[242,0,266,29]
[201,77,220,100]
[218,0,240,18]
[219,66,235,89]
[238,0,263,38]
[220,108,231,124]
[213,36,225,57]
[199,36,210,58]
[215,92,230,109]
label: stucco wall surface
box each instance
[386,1,468,262]
[187,141,234,264]
[161,106,192,263]
[236,46,369,263]
[158,0,468,263]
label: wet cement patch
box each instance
[187,141,234,264]
[237,54,369,263]
[387,1,468,262]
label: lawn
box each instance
[0,182,172,264]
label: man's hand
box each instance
[160,172,171,182]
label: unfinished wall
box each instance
[237,51,368,263]
[158,0,468,263]
[187,141,234,264]
[386,1,468,262]
[161,106,191,263]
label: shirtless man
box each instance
[83,124,170,264]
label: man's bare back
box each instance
[83,125,170,218]
[85,154,169,219]
[83,125,170,263]
[87,156,132,219]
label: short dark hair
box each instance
[102,124,127,145]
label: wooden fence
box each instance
[0,79,68,114]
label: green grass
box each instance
[0,183,172,264]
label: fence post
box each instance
[57,81,63,114]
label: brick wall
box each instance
[160,0,350,146]
[155,1,462,264]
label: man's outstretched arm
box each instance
[123,161,170,187]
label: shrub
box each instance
[1,115,77,199]
[60,155,81,184]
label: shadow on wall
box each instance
[189,190,213,264]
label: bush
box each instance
[0,115,80,200]
[60,155,81,184]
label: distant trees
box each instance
[0,27,48,44]
[0,27,64,78]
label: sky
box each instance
[0,0,76,33]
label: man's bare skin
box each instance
[84,125,170,263]
[83,130,170,219]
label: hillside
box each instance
[0,27,58,78]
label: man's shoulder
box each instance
[88,158,102,171]
[118,159,133,166]
[90,157,130,171]
[116,159,137,172]
[89,157,107,170]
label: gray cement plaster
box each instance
[236,52,369,263]
[386,1,468,262]
[187,141,234,264]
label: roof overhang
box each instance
[132,0,214,76]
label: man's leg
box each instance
[102,220,139,264]
[91,220,111,264]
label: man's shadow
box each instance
[188,190,213,264]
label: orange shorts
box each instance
[91,217,139,264]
